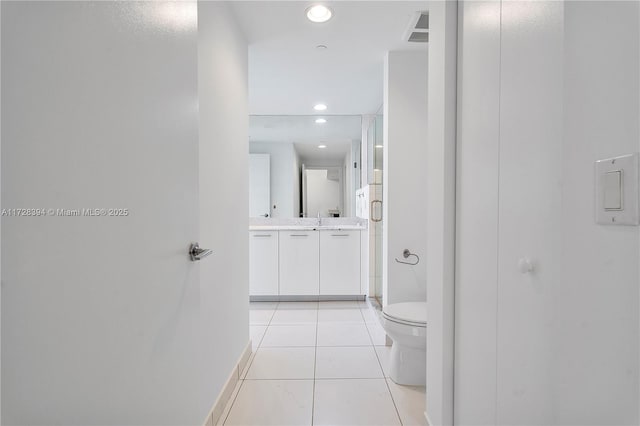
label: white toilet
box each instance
[381,301,427,386]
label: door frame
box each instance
[425,1,458,425]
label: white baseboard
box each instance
[203,340,252,426]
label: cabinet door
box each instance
[249,231,278,295]
[320,231,361,295]
[279,231,320,295]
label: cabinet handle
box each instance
[290,234,309,237]
[331,234,349,237]
[253,234,272,237]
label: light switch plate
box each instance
[595,153,639,225]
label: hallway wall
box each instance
[556,2,639,422]
[383,50,428,306]
[455,1,640,424]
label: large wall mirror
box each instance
[249,115,362,218]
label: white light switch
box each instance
[603,170,622,210]
[595,153,639,225]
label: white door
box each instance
[455,1,562,424]
[249,153,271,217]
[2,2,205,424]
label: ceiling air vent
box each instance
[415,13,429,30]
[408,32,429,43]
[404,11,429,43]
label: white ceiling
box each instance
[230,1,429,115]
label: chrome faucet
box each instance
[317,212,322,226]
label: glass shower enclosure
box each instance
[367,113,384,306]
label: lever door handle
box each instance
[189,243,213,261]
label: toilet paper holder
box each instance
[395,249,420,266]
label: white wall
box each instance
[2,2,204,424]
[455,1,640,424]
[556,2,639,423]
[382,51,428,306]
[250,141,297,218]
[198,1,249,420]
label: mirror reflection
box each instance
[249,115,362,218]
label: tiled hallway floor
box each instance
[218,300,427,426]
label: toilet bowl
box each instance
[381,301,427,386]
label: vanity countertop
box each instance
[249,217,367,231]
[249,224,366,231]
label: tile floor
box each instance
[218,300,427,426]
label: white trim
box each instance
[202,340,252,426]
[426,1,458,425]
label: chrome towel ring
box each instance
[395,249,420,266]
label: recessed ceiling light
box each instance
[316,44,328,50]
[314,103,327,111]
[315,118,327,124]
[306,5,333,23]
[318,144,327,149]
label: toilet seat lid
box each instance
[383,302,427,325]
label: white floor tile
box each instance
[315,346,384,379]
[313,379,401,426]
[361,307,381,324]
[250,326,267,351]
[318,300,361,309]
[386,379,427,426]
[246,347,316,380]
[316,323,372,346]
[365,321,388,345]
[250,301,278,311]
[317,308,364,323]
[250,309,275,326]
[270,309,318,325]
[276,301,318,310]
[224,380,313,426]
[261,325,317,347]
[374,346,392,378]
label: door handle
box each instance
[371,200,382,222]
[189,243,213,261]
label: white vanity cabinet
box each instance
[249,231,279,295]
[279,230,320,295]
[319,230,361,295]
